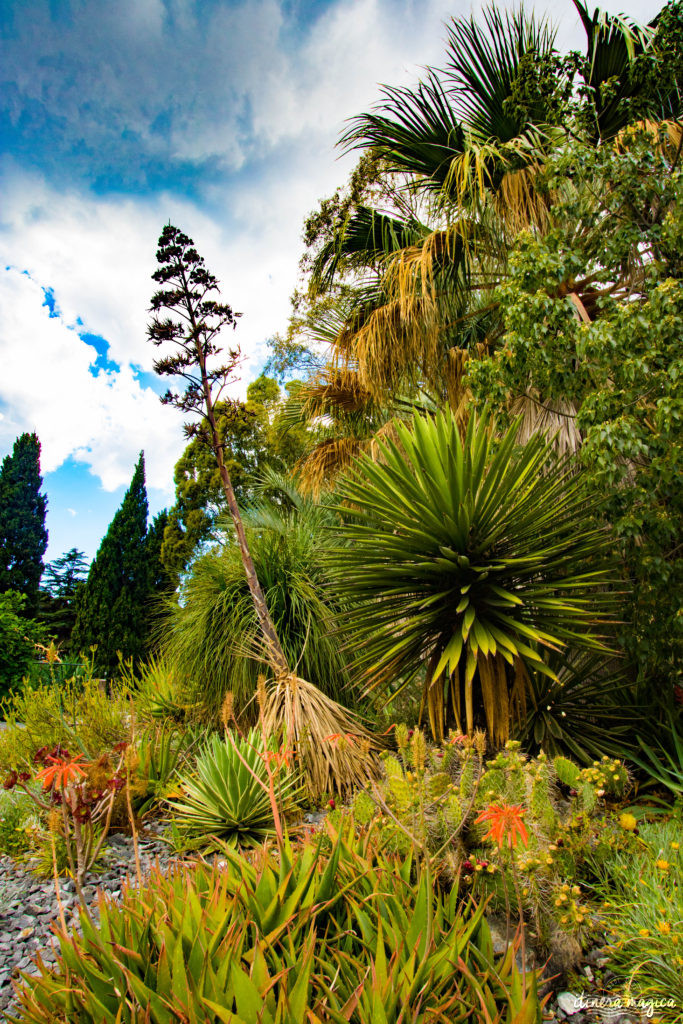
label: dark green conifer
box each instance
[0,432,48,615]
[72,454,150,675]
[38,548,89,650]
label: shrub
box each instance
[590,817,683,1017]
[0,788,37,858]
[167,729,302,850]
[0,673,131,773]
[9,827,543,1023]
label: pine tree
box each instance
[38,549,89,650]
[72,454,150,675]
[0,432,48,615]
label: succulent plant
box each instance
[167,728,302,849]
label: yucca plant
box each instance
[10,824,543,1024]
[167,729,302,850]
[327,408,619,744]
[513,650,641,765]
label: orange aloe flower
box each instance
[475,803,529,849]
[264,747,293,771]
[35,753,88,791]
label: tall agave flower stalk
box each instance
[148,225,380,794]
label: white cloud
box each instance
[0,266,183,492]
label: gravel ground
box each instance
[0,826,177,1020]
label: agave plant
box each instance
[327,408,619,744]
[167,729,302,850]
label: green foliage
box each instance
[590,817,683,1016]
[625,704,683,797]
[514,650,641,765]
[162,479,356,721]
[0,788,36,858]
[467,129,683,689]
[0,591,45,702]
[132,723,194,815]
[160,377,311,580]
[328,407,618,743]
[127,657,198,724]
[167,729,302,850]
[0,432,48,616]
[0,672,131,772]
[72,454,152,675]
[36,549,88,651]
[9,827,542,1023]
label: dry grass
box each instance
[261,673,383,801]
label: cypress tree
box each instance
[72,453,150,675]
[0,432,48,615]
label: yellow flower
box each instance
[656,860,670,871]
[522,887,529,896]
[658,921,671,936]
[671,841,680,851]
[619,812,637,831]
[639,928,650,937]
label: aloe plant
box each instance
[167,729,302,849]
[10,825,543,1024]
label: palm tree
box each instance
[291,1,677,487]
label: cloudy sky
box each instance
[0,0,661,562]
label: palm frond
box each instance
[443,6,557,142]
[311,206,431,292]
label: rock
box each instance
[556,992,581,1016]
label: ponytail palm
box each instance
[327,409,619,744]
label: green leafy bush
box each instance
[9,827,543,1023]
[0,673,131,772]
[167,729,302,850]
[0,789,37,858]
[590,817,683,1018]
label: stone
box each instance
[556,992,581,1016]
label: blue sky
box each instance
[0,0,661,564]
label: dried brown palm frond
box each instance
[509,392,582,457]
[494,163,552,233]
[296,368,375,419]
[296,437,367,496]
[262,673,382,801]
[613,117,683,158]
